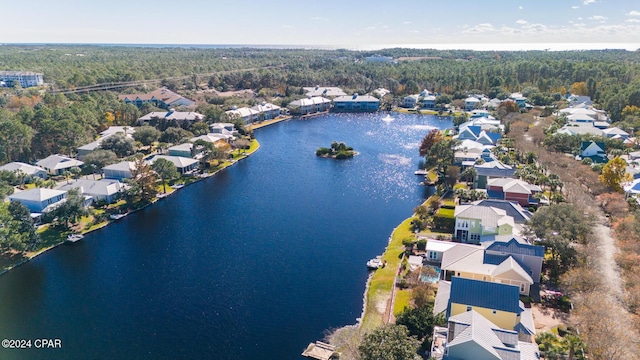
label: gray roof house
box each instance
[474,161,516,189]
[149,155,199,174]
[481,235,544,283]
[0,162,47,179]
[8,188,67,213]
[35,154,84,176]
[102,161,136,181]
[138,110,204,125]
[58,179,124,204]
[470,200,531,224]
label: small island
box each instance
[316,141,357,159]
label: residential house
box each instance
[365,55,395,63]
[191,134,233,151]
[486,98,503,109]
[58,179,124,204]
[102,161,136,181]
[444,277,536,337]
[168,143,194,158]
[424,239,457,263]
[36,154,84,176]
[118,87,195,109]
[602,127,629,140]
[440,244,534,295]
[579,141,608,163]
[371,88,390,98]
[402,94,419,108]
[454,205,515,244]
[423,95,436,110]
[332,94,380,112]
[470,200,531,224]
[481,235,544,283]
[303,86,347,98]
[456,126,501,145]
[8,188,67,213]
[486,178,543,207]
[624,178,640,197]
[138,110,204,126]
[567,94,593,107]
[209,123,238,136]
[0,162,47,179]
[509,93,527,108]
[149,155,199,174]
[443,310,539,360]
[556,122,604,137]
[251,102,281,120]
[225,106,260,124]
[0,71,44,88]
[454,140,493,166]
[473,161,516,189]
[288,97,332,115]
[464,97,481,111]
[566,113,595,123]
[76,127,136,160]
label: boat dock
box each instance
[301,341,337,360]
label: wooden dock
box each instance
[301,341,337,360]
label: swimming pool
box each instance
[419,265,441,283]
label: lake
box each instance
[0,112,451,359]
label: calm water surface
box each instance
[0,113,451,359]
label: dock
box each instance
[301,341,337,360]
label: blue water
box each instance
[0,113,451,359]
[420,265,442,283]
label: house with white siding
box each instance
[288,97,332,115]
[332,94,379,112]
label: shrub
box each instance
[416,239,427,251]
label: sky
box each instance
[1,0,639,51]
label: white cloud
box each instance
[583,0,595,4]
[572,6,580,9]
[627,19,640,23]
[281,25,292,29]
[519,6,523,10]
[403,21,411,25]
[628,10,640,16]
[589,15,607,20]
[365,26,376,31]
[516,19,528,25]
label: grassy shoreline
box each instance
[0,138,261,276]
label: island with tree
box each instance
[316,141,356,159]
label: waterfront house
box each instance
[288,97,332,115]
[470,200,531,224]
[118,87,195,109]
[464,97,481,111]
[149,155,199,174]
[190,134,233,151]
[579,141,608,163]
[440,244,534,295]
[443,310,539,360]
[473,161,516,189]
[251,102,281,120]
[209,123,238,136]
[102,161,136,181]
[454,205,515,244]
[0,71,44,88]
[422,95,437,110]
[424,239,458,263]
[303,86,347,98]
[332,94,380,112]
[8,188,67,213]
[137,110,204,126]
[445,277,536,337]
[481,235,544,283]
[58,179,124,204]
[36,154,84,176]
[0,162,47,179]
[168,143,194,158]
[371,88,390,98]
[486,178,543,207]
[402,94,420,108]
[225,107,259,124]
[457,126,483,141]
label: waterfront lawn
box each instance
[435,207,455,218]
[361,217,414,332]
[426,169,439,184]
[393,289,412,316]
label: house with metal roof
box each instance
[402,94,420,108]
[251,102,281,120]
[103,161,136,181]
[579,141,608,164]
[332,94,380,112]
[288,97,332,115]
[555,122,604,137]
[443,310,540,360]
[58,179,124,204]
[424,239,459,263]
[465,97,481,111]
[454,205,515,244]
[0,162,47,179]
[35,154,84,176]
[481,235,544,283]
[8,188,67,213]
[486,178,543,207]
[168,143,194,158]
[148,155,199,174]
[602,127,629,140]
[76,127,136,160]
[440,244,534,295]
[470,200,531,224]
[190,134,233,151]
[446,277,535,336]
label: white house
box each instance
[332,94,379,112]
[402,95,419,108]
[464,97,481,111]
[226,107,259,124]
[0,71,44,88]
[8,188,67,213]
[148,155,199,174]
[251,102,281,120]
[303,86,347,98]
[0,162,47,179]
[138,110,204,125]
[36,155,84,176]
[288,97,332,115]
[58,179,124,204]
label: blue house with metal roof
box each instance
[481,235,544,283]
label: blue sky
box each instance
[2,0,639,50]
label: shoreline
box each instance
[0,138,261,277]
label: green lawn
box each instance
[426,169,439,183]
[361,217,414,331]
[436,207,455,218]
[453,183,467,190]
[393,289,412,316]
